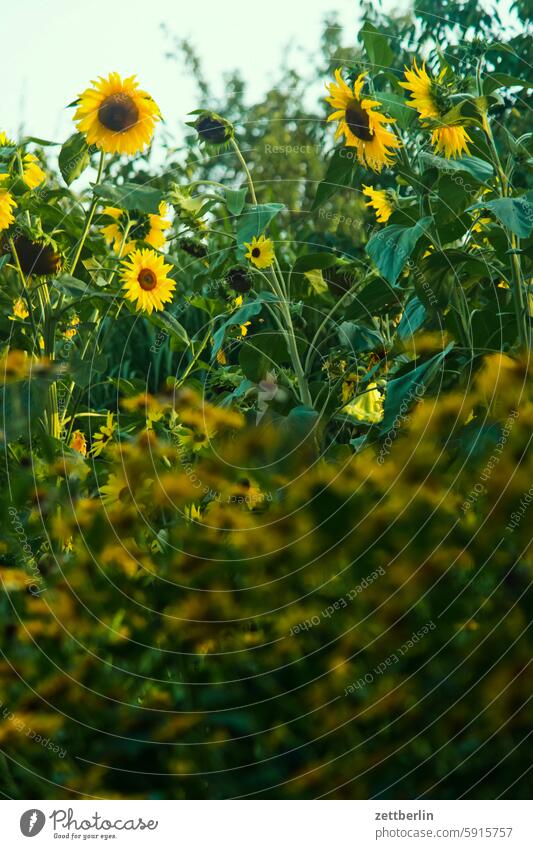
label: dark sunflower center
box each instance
[118,487,130,502]
[99,93,139,133]
[138,268,157,291]
[345,99,373,142]
[252,247,261,258]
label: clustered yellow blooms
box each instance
[101,202,171,255]
[326,60,473,168]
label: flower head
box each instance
[90,411,117,457]
[399,61,472,159]
[10,298,29,320]
[120,248,175,314]
[70,430,87,456]
[0,189,16,231]
[10,235,61,276]
[244,234,275,269]
[193,111,234,146]
[325,69,400,172]
[362,185,394,223]
[22,154,46,190]
[74,72,160,156]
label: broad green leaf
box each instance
[58,133,90,186]
[292,253,338,274]
[149,311,190,349]
[93,182,165,214]
[483,73,533,95]
[312,148,355,210]
[380,344,453,433]
[225,187,248,216]
[211,301,265,357]
[338,322,383,352]
[366,217,432,285]
[468,196,533,238]
[344,278,403,320]
[396,296,427,340]
[239,333,289,382]
[235,203,284,251]
[419,152,493,182]
[359,21,394,69]
[375,91,416,130]
[21,136,59,147]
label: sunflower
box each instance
[102,203,171,254]
[325,69,400,172]
[244,234,275,269]
[74,72,160,156]
[121,248,175,314]
[22,154,46,190]
[10,235,61,275]
[90,411,117,457]
[399,61,472,159]
[100,473,131,506]
[0,188,16,231]
[362,185,394,223]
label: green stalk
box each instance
[68,149,106,278]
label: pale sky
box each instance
[5,0,369,147]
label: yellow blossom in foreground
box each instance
[70,430,87,456]
[0,188,16,230]
[10,298,29,320]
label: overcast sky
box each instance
[5,0,375,146]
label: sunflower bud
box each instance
[178,237,207,258]
[193,112,234,146]
[226,266,252,294]
[11,235,62,276]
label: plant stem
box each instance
[230,138,257,204]
[68,150,106,278]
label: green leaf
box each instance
[21,136,60,147]
[396,296,426,340]
[149,311,190,349]
[366,217,432,285]
[239,333,289,382]
[58,133,90,186]
[235,203,284,253]
[211,301,265,357]
[292,253,338,274]
[483,73,533,95]
[93,182,165,214]
[419,152,493,182]
[312,148,355,210]
[374,91,415,130]
[344,278,403,321]
[468,196,533,238]
[338,322,382,352]
[359,21,394,69]
[380,344,453,433]
[225,187,248,216]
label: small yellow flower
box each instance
[74,72,161,156]
[100,473,130,506]
[120,248,176,314]
[70,429,87,456]
[325,69,400,172]
[10,298,29,320]
[216,348,228,365]
[239,321,252,337]
[22,154,46,190]
[244,234,275,269]
[0,188,16,231]
[362,185,394,223]
[63,315,80,339]
[90,411,117,457]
